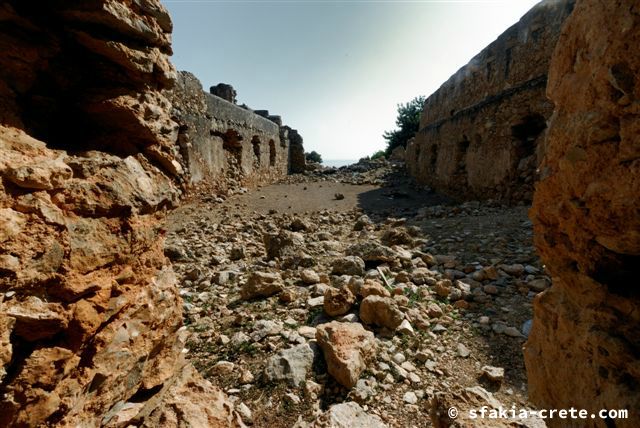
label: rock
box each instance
[410,267,436,285]
[229,245,245,260]
[298,326,317,339]
[285,392,301,404]
[240,272,283,300]
[5,296,69,341]
[353,215,373,231]
[331,256,365,276]
[316,321,376,388]
[250,319,283,342]
[403,391,418,404]
[526,1,640,421]
[236,402,253,424]
[464,386,502,409]
[527,278,550,292]
[334,193,345,200]
[5,156,72,190]
[300,269,320,284]
[500,263,525,277]
[397,319,414,335]
[426,303,444,318]
[359,295,404,330]
[481,365,505,383]
[310,402,388,427]
[211,361,235,376]
[264,343,316,387]
[381,229,412,246]
[307,296,325,307]
[359,280,391,298]
[324,287,356,317]
[433,280,452,298]
[457,343,470,358]
[504,326,523,338]
[346,241,398,263]
[263,230,305,260]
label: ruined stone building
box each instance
[407,0,575,203]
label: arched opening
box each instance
[212,129,243,179]
[251,136,261,165]
[511,113,546,158]
[269,140,276,167]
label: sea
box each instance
[323,159,358,168]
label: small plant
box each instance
[305,151,323,163]
[371,150,386,160]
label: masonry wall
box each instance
[169,72,295,190]
[406,0,575,203]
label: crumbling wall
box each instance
[406,0,574,203]
[0,1,242,426]
[524,0,640,425]
[285,126,307,173]
[169,72,293,189]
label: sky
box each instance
[163,0,541,160]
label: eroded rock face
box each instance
[0,1,240,426]
[525,0,640,425]
[0,0,180,168]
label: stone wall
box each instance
[525,0,640,425]
[406,0,575,203]
[169,72,291,189]
[0,1,252,426]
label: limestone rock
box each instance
[526,0,640,424]
[310,401,388,428]
[346,241,398,263]
[5,296,69,341]
[331,256,365,276]
[263,230,305,260]
[323,287,356,317]
[264,343,316,387]
[240,272,284,300]
[359,295,404,330]
[316,321,376,388]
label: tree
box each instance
[371,150,385,160]
[305,151,322,163]
[383,95,425,156]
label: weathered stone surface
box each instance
[240,271,284,300]
[0,1,243,425]
[316,322,376,388]
[359,295,405,330]
[331,255,365,276]
[169,72,296,187]
[525,1,640,425]
[285,126,306,174]
[264,343,316,387]
[323,287,356,317]
[407,0,575,203]
[5,296,69,341]
[310,401,388,427]
[210,83,237,104]
[346,241,398,263]
[263,230,305,260]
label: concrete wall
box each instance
[407,0,575,203]
[169,72,294,188]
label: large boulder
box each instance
[359,295,405,330]
[316,321,376,388]
[525,0,640,425]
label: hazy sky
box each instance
[164,0,540,160]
